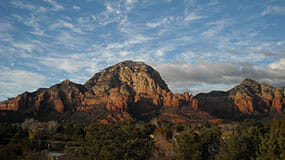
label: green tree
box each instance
[73,119,154,160]
[175,124,221,160]
[256,118,285,160]
[216,120,264,160]
[175,130,202,160]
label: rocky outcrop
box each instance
[196,79,285,119]
[0,80,86,114]
[83,61,171,114]
[0,61,199,123]
[3,60,282,123]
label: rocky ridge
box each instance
[196,79,285,119]
[1,61,284,123]
[0,61,200,123]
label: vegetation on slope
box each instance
[1,118,285,159]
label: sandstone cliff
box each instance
[196,79,285,119]
[0,61,199,123]
[0,80,86,115]
[2,61,282,123]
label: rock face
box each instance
[2,60,283,123]
[0,80,86,115]
[196,79,285,119]
[0,61,198,123]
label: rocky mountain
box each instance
[196,79,285,119]
[0,61,201,123]
[1,61,284,123]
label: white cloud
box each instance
[202,25,224,38]
[53,31,86,49]
[49,20,82,33]
[39,54,90,73]
[128,34,152,44]
[184,12,206,22]
[207,0,219,6]
[152,61,285,92]
[277,40,285,46]
[261,6,285,16]
[202,20,227,38]
[106,34,152,49]
[11,0,48,13]
[0,68,46,100]
[120,51,129,56]
[146,16,174,28]
[155,50,164,57]
[94,1,129,26]
[268,58,285,70]
[26,14,46,36]
[126,0,136,5]
[12,43,35,53]
[12,14,46,36]
[43,0,64,11]
[40,57,81,73]
[11,0,35,11]
[73,5,80,10]
[0,33,13,42]
[125,0,137,11]
[76,17,96,31]
[38,6,48,12]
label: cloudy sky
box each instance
[0,0,285,100]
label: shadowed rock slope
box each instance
[0,61,201,123]
[196,79,285,120]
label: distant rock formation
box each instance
[196,79,285,119]
[0,80,86,113]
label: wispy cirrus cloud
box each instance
[43,0,64,11]
[184,12,207,22]
[11,14,47,36]
[12,43,35,53]
[146,16,174,28]
[106,34,152,50]
[53,31,86,49]
[92,1,128,26]
[10,0,36,11]
[49,20,83,33]
[261,6,285,16]
[11,0,48,13]
[183,0,207,23]
[202,19,228,39]
[39,55,87,73]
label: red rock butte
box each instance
[0,61,284,123]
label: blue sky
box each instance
[0,0,285,100]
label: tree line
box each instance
[1,118,285,159]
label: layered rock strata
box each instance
[196,79,285,119]
[0,61,198,123]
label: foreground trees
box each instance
[175,124,221,160]
[1,118,285,159]
[256,118,285,160]
[72,120,155,160]
[216,119,285,160]
[216,120,264,160]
